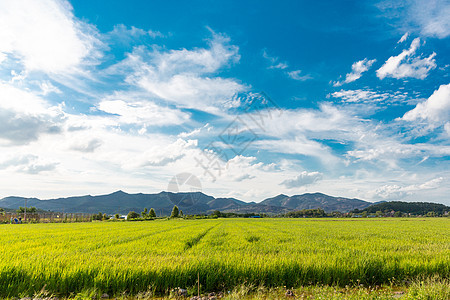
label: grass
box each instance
[0,218,448,298]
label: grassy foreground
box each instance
[0,218,448,298]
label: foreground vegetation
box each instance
[0,218,448,298]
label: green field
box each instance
[0,218,449,298]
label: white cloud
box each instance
[287,70,312,81]
[0,154,58,174]
[70,138,102,153]
[398,32,409,43]
[108,24,164,42]
[0,83,63,145]
[281,171,323,188]
[377,0,450,39]
[262,50,288,69]
[39,81,61,95]
[402,83,450,124]
[97,99,190,126]
[347,143,450,162]
[376,38,436,80]
[333,58,376,86]
[406,0,450,38]
[330,89,408,104]
[371,177,444,200]
[139,139,198,167]
[0,0,103,74]
[120,33,247,112]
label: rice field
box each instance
[0,218,448,298]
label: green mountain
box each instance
[354,201,450,215]
[0,191,373,215]
[261,192,371,212]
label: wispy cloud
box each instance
[262,49,288,69]
[333,58,376,86]
[330,89,408,105]
[377,0,450,38]
[376,38,436,80]
[117,32,247,113]
[108,24,165,43]
[287,70,313,81]
[398,32,409,43]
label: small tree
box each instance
[149,208,156,218]
[114,214,120,219]
[127,211,140,220]
[141,208,148,218]
[171,205,179,218]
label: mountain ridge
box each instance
[0,190,373,215]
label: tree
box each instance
[141,208,148,218]
[17,206,37,213]
[180,210,183,217]
[127,211,140,220]
[149,208,156,218]
[212,210,222,218]
[171,205,179,218]
[114,214,120,219]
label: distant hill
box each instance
[354,201,450,215]
[261,193,370,212]
[0,191,373,215]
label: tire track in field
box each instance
[14,223,201,255]
[184,222,222,250]
[88,222,207,252]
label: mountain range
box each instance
[0,191,373,215]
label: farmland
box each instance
[0,218,449,299]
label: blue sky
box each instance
[0,0,449,204]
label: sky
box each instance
[0,0,449,204]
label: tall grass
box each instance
[0,218,448,297]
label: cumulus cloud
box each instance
[281,171,323,188]
[0,83,63,145]
[376,38,436,80]
[0,154,58,174]
[402,83,450,124]
[333,58,376,86]
[0,0,103,74]
[372,177,444,200]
